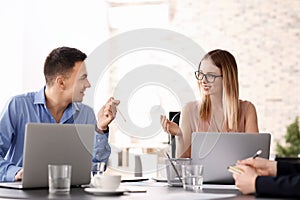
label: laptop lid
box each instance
[191,132,271,184]
[0,123,94,189]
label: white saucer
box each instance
[84,188,127,196]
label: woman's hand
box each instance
[160,115,182,136]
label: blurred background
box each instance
[1,0,300,177]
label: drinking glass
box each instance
[48,165,72,195]
[181,164,203,192]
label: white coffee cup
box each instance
[93,174,121,190]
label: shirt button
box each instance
[97,139,101,143]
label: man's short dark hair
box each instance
[44,47,87,85]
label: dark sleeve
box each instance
[256,173,300,197]
[277,161,300,175]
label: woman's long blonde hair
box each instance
[199,49,239,131]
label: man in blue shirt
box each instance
[0,47,119,182]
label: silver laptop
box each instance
[191,132,271,184]
[0,123,94,189]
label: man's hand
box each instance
[97,97,120,131]
[232,165,257,195]
[237,157,277,176]
[15,169,23,181]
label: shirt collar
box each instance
[34,87,47,105]
[34,86,80,112]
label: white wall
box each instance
[0,0,109,111]
[2,0,299,156]
[0,1,24,111]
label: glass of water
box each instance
[48,165,72,195]
[181,164,203,192]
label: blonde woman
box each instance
[161,49,259,158]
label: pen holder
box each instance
[165,158,191,187]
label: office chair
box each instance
[168,111,180,158]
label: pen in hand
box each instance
[252,149,262,159]
[112,99,126,122]
[228,150,263,175]
[116,107,126,122]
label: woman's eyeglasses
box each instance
[194,71,222,83]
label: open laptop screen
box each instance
[191,132,271,184]
[0,123,94,189]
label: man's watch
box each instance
[95,125,109,134]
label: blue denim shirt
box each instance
[0,87,111,182]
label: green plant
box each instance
[276,117,300,157]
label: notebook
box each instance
[0,123,95,189]
[191,132,271,184]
